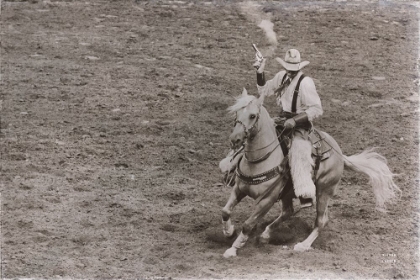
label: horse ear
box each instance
[242,88,248,97]
[258,92,266,104]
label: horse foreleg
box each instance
[222,184,246,238]
[261,188,294,241]
[224,189,279,258]
[294,190,331,252]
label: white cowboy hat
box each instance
[275,49,310,71]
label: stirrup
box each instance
[299,197,313,208]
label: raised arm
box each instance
[254,58,285,98]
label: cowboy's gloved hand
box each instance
[284,118,296,130]
[253,58,266,73]
[272,116,281,124]
[272,116,286,126]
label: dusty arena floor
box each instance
[1,0,419,279]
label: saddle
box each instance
[277,127,332,179]
[222,128,332,187]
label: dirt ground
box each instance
[1,0,419,279]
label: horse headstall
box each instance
[232,101,261,142]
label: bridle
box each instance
[232,101,280,164]
[232,101,261,143]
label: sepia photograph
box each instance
[0,0,419,279]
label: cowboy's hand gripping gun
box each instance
[253,44,266,86]
[252,44,264,70]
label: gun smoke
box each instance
[239,1,278,57]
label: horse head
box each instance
[228,88,267,150]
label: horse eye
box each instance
[250,114,256,119]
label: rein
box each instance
[244,142,280,164]
[245,135,277,152]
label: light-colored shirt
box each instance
[257,70,323,121]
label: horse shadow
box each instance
[205,216,312,249]
[256,217,312,246]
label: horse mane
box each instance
[227,95,257,114]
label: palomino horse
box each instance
[220,88,399,258]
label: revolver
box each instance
[252,44,264,69]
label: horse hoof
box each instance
[259,236,269,244]
[223,225,235,238]
[223,248,237,258]
[260,229,270,242]
[294,242,312,252]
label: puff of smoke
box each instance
[257,19,278,57]
[239,1,278,57]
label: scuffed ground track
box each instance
[0,0,418,279]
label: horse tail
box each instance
[342,148,401,211]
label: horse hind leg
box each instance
[294,185,333,251]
